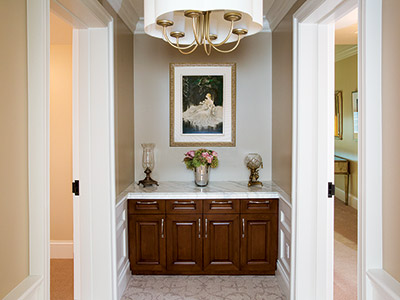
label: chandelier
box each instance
[144,1,263,55]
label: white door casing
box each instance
[27,0,117,299]
[291,0,357,299]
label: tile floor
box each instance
[122,275,284,300]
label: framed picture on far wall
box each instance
[170,63,236,147]
[352,91,358,141]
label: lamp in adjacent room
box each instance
[138,143,159,187]
[144,0,263,55]
[245,153,263,187]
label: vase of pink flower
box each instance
[184,149,219,187]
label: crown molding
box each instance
[135,16,271,35]
[106,0,138,33]
[267,0,298,31]
[335,45,358,62]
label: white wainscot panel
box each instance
[277,197,291,299]
[116,199,130,300]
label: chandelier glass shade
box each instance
[144,0,263,55]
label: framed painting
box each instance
[335,90,343,140]
[170,63,236,147]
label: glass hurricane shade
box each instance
[144,0,263,45]
[141,143,155,171]
[245,153,263,169]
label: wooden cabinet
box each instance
[129,214,166,274]
[240,214,278,274]
[128,198,278,275]
[203,214,240,273]
[166,214,202,273]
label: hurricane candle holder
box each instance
[138,143,159,187]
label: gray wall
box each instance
[100,0,135,196]
[271,0,306,197]
[134,33,272,182]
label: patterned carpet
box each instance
[122,275,284,300]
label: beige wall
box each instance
[134,33,272,182]
[382,0,400,282]
[334,54,358,201]
[50,13,73,240]
[272,0,306,197]
[0,0,29,297]
[100,0,135,196]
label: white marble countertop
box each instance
[116,181,290,204]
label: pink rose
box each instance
[212,151,218,157]
[202,152,208,158]
[206,156,213,164]
[186,151,195,158]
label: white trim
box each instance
[335,187,358,210]
[3,276,43,300]
[291,1,357,299]
[367,269,400,300]
[27,0,50,299]
[106,0,138,33]
[267,0,299,31]
[50,240,74,259]
[277,261,290,299]
[335,45,358,62]
[115,198,130,300]
[359,1,383,299]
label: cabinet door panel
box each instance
[203,214,240,273]
[166,215,202,273]
[240,214,278,274]
[129,215,166,273]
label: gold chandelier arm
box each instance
[191,16,203,45]
[162,26,196,50]
[203,41,212,56]
[209,35,243,53]
[177,39,199,55]
[205,12,234,47]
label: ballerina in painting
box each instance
[182,93,223,130]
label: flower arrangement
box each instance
[184,149,219,170]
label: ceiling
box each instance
[108,0,298,33]
[335,8,358,45]
[129,0,276,19]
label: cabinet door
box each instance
[166,214,202,273]
[240,214,278,274]
[203,214,240,273]
[129,214,166,273]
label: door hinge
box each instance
[328,182,335,198]
[72,180,79,196]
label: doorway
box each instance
[334,8,359,299]
[49,11,74,299]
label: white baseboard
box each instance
[335,187,358,210]
[367,269,400,300]
[117,260,131,300]
[50,240,73,259]
[276,261,290,299]
[3,275,43,300]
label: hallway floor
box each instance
[334,198,358,300]
[50,259,73,299]
[122,275,284,300]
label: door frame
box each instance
[27,0,117,299]
[291,0,383,299]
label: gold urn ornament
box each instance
[245,153,263,187]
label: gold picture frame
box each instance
[335,90,343,140]
[170,63,236,147]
